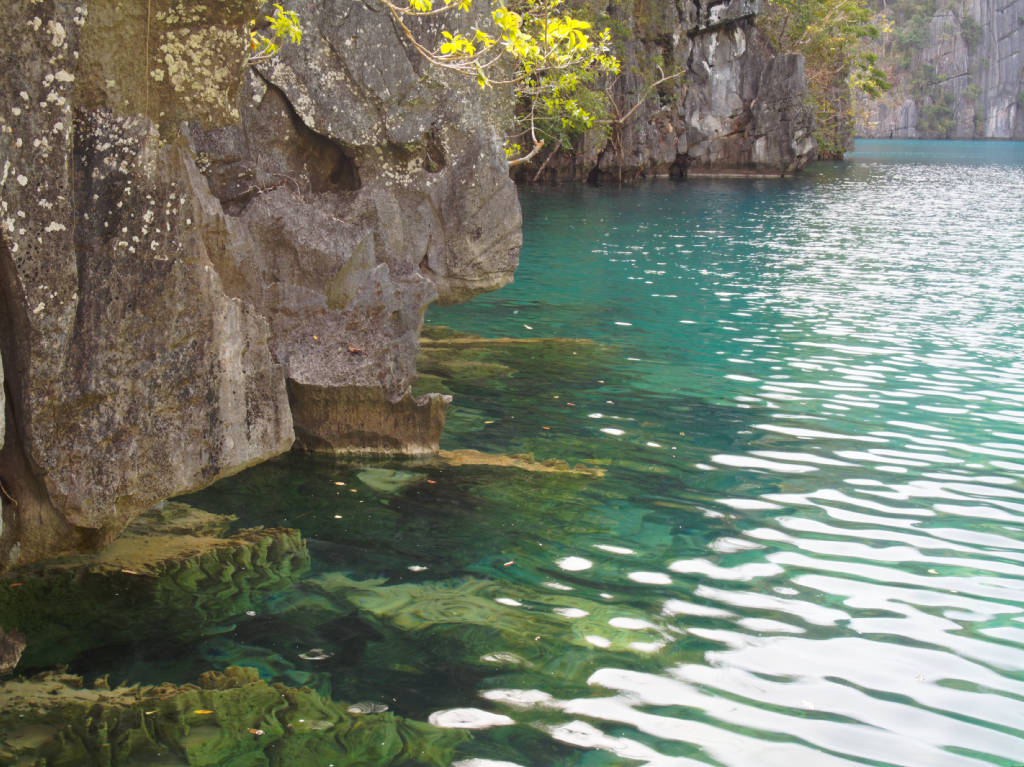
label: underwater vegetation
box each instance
[0,666,468,766]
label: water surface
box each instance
[94,140,1024,764]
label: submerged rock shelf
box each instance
[0,666,467,767]
[0,504,310,673]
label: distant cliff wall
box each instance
[0,0,519,570]
[858,0,1024,139]
[517,0,816,182]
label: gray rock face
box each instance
[682,16,815,175]
[187,1,520,399]
[0,0,519,569]
[858,0,1024,139]
[519,0,815,182]
[0,0,295,569]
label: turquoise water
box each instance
[419,139,1024,765]
[24,140,1024,765]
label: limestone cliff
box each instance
[0,0,810,571]
[857,0,1024,139]
[518,0,816,182]
[0,0,519,570]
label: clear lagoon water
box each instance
[29,140,1024,765]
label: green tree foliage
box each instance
[760,0,890,157]
[380,0,621,163]
[959,12,982,52]
[880,0,937,67]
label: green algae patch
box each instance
[0,504,311,671]
[0,666,468,766]
[437,449,605,478]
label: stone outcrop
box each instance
[0,0,520,569]
[857,0,1024,139]
[518,0,816,182]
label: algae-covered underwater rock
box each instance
[309,573,677,661]
[416,325,627,471]
[356,468,427,494]
[436,450,605,478]
[0,504,311,671]
[0,666,469,766]
[417,326,614,397]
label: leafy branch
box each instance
[380,0,621,164]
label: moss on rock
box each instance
[0,504,310,672]
[0,666,468,766]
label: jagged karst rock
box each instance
[518,0,815,182]
[186,1,520,456]
[858,0,1024,139]
[0,0,519,569]
[683,9,815,175]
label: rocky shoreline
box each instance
[1,0,814,570]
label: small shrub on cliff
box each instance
[761,0,890,157]
[959,13,982,52]
[381,0,621,164]
[249,4,302,63]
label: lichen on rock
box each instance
[0,0,521,569]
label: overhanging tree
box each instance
[251,1,682,171]
[380,0,622,165]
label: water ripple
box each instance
[411,142,1024,765]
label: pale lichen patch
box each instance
[158,24,244,123]
[46,19,67,48]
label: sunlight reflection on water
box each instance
[158,142,1024,767]
[420,141,1024,766]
